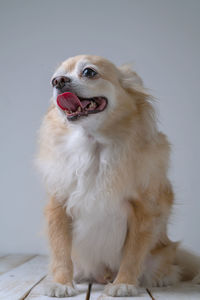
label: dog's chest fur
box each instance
[49,127,129,276]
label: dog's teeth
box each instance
[89,101,96,109]
[77,106,81,112]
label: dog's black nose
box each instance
[52,76,71,89]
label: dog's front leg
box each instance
[104,200,153,297]
[44,197,77,297]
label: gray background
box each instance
[0,0,199,255]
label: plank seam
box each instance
[146,288,156,300]
[21,275,47,300]
[85,283,92,300]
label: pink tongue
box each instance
[57,92,83,112]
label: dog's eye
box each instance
[82,68,97,78]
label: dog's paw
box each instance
[150,265,181,287]
[44,282,78,297]
[104,283,138,297]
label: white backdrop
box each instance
[0,0,200,255]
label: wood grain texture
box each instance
[0,254,34,275]
[0,255,200,299]
[150,282,200,300]
[89,283,151,300]
[25,276,89,300]
[0,255,47,300]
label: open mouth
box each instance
[57,92,108,121]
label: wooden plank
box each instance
[0,255,48,300]
[90,284,151,300]
[150,282,200,300]
[0,254,34,275]
[25,276,89,299]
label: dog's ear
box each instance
[118,65,157,138]
[118,64,148,96]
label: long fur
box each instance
[36,55,200,297]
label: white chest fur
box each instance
[39,127,129,277]
[65,128,128,278]
[72,202,127,279]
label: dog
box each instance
[36,55,200,297]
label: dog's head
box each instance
[51,55,150,134]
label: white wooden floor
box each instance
[0,255,200,300]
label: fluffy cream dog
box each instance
[36,55,200,297]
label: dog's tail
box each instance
[175,248,200,283]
